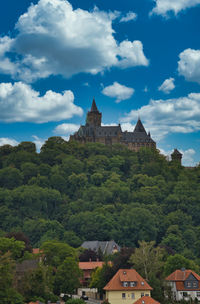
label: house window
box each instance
[141,293,144,297]
[122,293,126,299]
[145,294,149,297]
[187,282,192,287]
[196,292,200,297]
[123,282,128,287]
[131,293,135,299]
[193,282,198,288]
[130,282,136,287]
[183,292,188,297]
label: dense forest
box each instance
[1,137,200,303]
[0,137,200,257]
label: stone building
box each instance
[70,99,156,151]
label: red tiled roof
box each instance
[175,282,200,291]
[104,269,152,291]
[134,296,160,304]
[32,248,43,254]
[79,261,104,270]
[166,269,200,282]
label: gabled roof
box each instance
[79,261,104,270]
[166,269,200,282]
[133,119,147,134]
[81,240,120,255]
[104,269,152,291]
[171,149,182,156]
[134,296,160,304]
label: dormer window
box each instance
[130,282,137,287]
[123,281,128,287]
[141,281,144,286]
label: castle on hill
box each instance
[70,99,156,152]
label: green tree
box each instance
[0,237,25,260]
[41,240,76,267]
[164,254,199,276]
[54,257,81,295]
[0,252,24,304]
[129,241,164,281]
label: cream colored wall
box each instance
[106,290,151,304]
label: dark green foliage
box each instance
[0,139,199,258]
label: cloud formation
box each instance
[121,92,200,140]
[158,77,175,94]
[120,11,137,22]
[151,0,200,17]
[0,137,19,147]
[178,48,200,84]
[0,82,83,123]
[0,0,148,82]
[54,123,80,135]
[102,82,134,103]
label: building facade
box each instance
[70,99,156,152]
[165,269,200,301]
[104,269,152,304]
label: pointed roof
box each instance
[104,269,152,291]
[171,149,182,156]
[133,119,147,134]
[90,98,99,112]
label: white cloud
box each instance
[158,77,175,94]
[121,92,200,141]
[178,49,200,84]
[102,82,134,103]
[117,40,149,68]
[0,0,148,82]
[54,123,80,135]
[0,137,19,146]
[151,0,200,17]
[0,82,83,123]
[120,11,137,22]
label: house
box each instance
[81,240,120,255]
[70,99,156,152]
[104,269,152,304]
[134,296,160,304]
[165,268,200,301]
[79,260,104,286]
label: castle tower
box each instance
[86,98,102,127]
[171,149,182,165]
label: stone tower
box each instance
[86,98,102,127]
[171,149,182,165]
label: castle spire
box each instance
[91,98,99,112]
[133,118,147,134]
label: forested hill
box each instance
[0,137,200,258]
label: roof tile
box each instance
[104,269,152,291]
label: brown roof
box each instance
[166,269,200,282]
[79,261,104,270]
[104,269,152,291]
[32,248,42,254]
[134,296,160,304]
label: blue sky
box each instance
[0,0,200,165]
